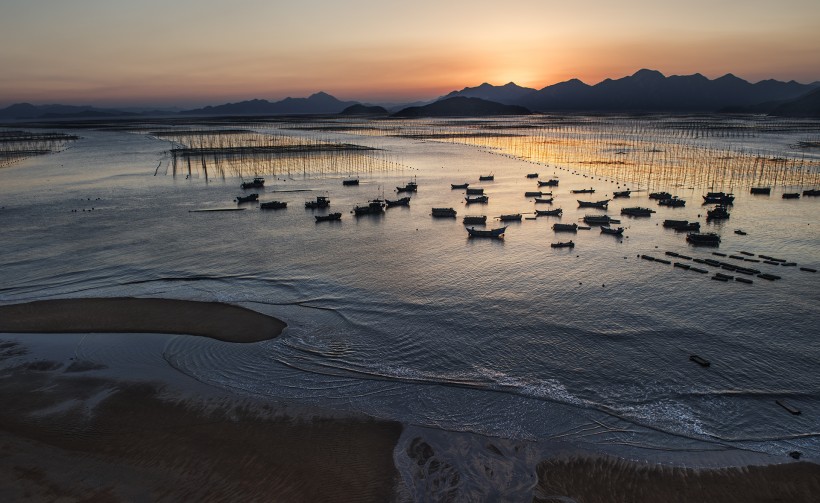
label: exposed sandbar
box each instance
[0,297,286,343]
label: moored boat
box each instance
[600,226,624,235]
[649,191,671,200]
[260,200,286,209]
[538,179,559,187]
[803,188,820,196]
[479,174,495,181]
[657,197,686,207]
[396,180,418,193]
[782,192,800,199]
[584,215,617,225]
[451,183,469,189]
[571,188,595,194]
[466,187,485,195]
[315,212,342,222]
[534,197,554,204]
[552,223,578,232]
[535,208,562,216]
[498,213,522,222]
[620,207,655,217]
[526,173,539,178]
[465,195,489,204]
[431,207,457,218]
[707,205,730,220]
[467,226,506,238]
[305,196,330,209]
[550,240,575,248]
[353,200,385,215]
[524,191,544,197]
[385,196,411,207]
[703,192,734,204]
[751,187,771,195]
[463,215,487,225]
[235,194,259,204]
[342,178,360,186]
[240,176,265,189]
[686,232,721,246]
[577,199,609,208]
[613,190,631,198]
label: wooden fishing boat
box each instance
[451,183,469,189]
[385,196,411,207]
[571,188,595,194]
[305,196,330,209]
[463,215,487,225]
[498,214,522,222]
[750,187,771,195]
[353,200,385,215]
[466,187,485,195]
[315,212,342,222]
[465,195,489,204]
[235,194,259,204]
[803,188,820,196]
[431,207,457,218]
[782,192,800,199]
[584,215,617,225]
[526,173,538,178]
[396,180,418,193]
[649,191,671,200]
[706,205,730,220]
[524,191,544,197]
[552,223,578,232]
[534,197,554,204]
[538,179,559,187]
[479,174,495,181]
[577,199,609,208]
[703,192,734,204]
[620,207,655,217]
[535,208,562,216]
[260,200,286,209]
[342,178,360,186]
[550,240,575,248]
[600,226,624,235]
[467,226,506,238]
[686,232,721,246]
[613,190,631,198]
[240,176,265,189]
[657,197,686,207]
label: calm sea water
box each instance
[1,117,819,497]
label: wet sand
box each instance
[0,352,402,502]
[0,298,286,342]
[534,455,820,503]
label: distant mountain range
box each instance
[1,69,819,121]
[443,69,819,112]
[393,97,530,117]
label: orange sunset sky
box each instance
[1,0,819,107]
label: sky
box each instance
[1,0,819,108]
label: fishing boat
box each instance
[479,174,495,181]
[465,195,489,204]
[600,226,624,235]
[315,212,342,222]
[524,191,544,197]
[571,188,595,194]
[342,178,360,186]
[534,197,554,204]
[538,179,559,187]
[498,214,522,222]
[235,194,259,204]
[577,199,609,208]
[689,355,711,367]
[466,187,485,195]
[526,173,539,178]
[550,241,575,248]
[703,192,734,204]
[584,215,617,225]
[613,190,631,198]
[535,208,562,216]
[305,196,330,209]
[782,192,800,199]
[451,183,469,189]
[260,200,287,209]
[649,191,672,200]
[353,200,385,215]
[686,232,721,246]
[664,220,700,232]
[385,196,411,207]
[240,176,265,189]
[396,180,418,193]
[657,197,686,207]
[467,226,506,238]
[620,207,655,217]
[707,205,730,220]
[751,187,771,195]
[803,189,820,196]
[552,223,578,232]
[431,207,457,218]
[463,215,487,225]
[734,229,747,235]
[663,219,689,228]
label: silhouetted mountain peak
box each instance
[393,97,530,117]
[632,69,665,80]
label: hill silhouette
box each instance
[393,97,530,117]
[340,104,388,115]
[181,92,358,115]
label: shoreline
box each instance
[0,297,287,343]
